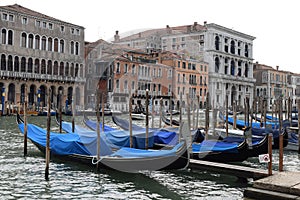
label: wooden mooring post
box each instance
[297,99,300,154]
[268,133,273,176]
[278,98,283,172]
[23,85,28,157]
[45,88,52,180]
[129,94,133,148]
[205,93,209,139]
[96,90,101,170]
[145,89,149,149]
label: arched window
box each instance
[48,37,52,51]
[75,42,79,55]
[28,58,33,73]
[215,36,220,50]
[21,57,26,72]
[230,40,235,54]
[80,64,83,78]
[35,35,40,49]
[245,44,249,57]
[245,63,249,77]
[230,60,235,76]
[214,57,220,73]
[70,63,74,76]
[34,59,40,73]
[47,60,52,75]
[28,34,33,48]
[8,55,13,71]
[8,30,13,45]
[54,38,58,52]
[75,64,79,77]
[41,59,46,74]
[14,56,19,72]
[41,36,46,50]
[60,39,64,53]
[59,62,64,76]
[65,62,69,76]
[70,41,74,54]
[1,54,6,70]
[53,61,58,75]
[2,29,7,44]
[21,32,27,47]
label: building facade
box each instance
[113,21,256,109]
[253,63,293,111]
[0,4,85,114]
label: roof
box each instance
[0,4,84,28]
[117,23,206,42]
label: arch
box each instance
[70,63,74,77]
[8,30,13,45]
[215,36,220,50]
[35,35,40,49]
[57,86,64,108]
[67,87,73,109]
[8,83,15,103]
[48,37,52,51]
[214,57,220,73]
[29,84,36,106]
[65,62,69,76]
[28,58,33,73]
[53,61,58,75]
[231,85,237,106]
[75,87,80,106]
[230,60,235,76]
[75,42,79,55]
[39,85,47,107]
[230,40,235,54]
[1,54,6,70]
[21,32,27,47]
[41,59,46,74]
[8,55,13,71]
[41,36,46,50]
[245,63,249,77]
[14,56,19,72]
[60,39,64,53]
[75,63,79,77]
[59,62,64,76]
[20,84,26,103]
[50,85,56,108]
[70,41,74,54]
[28,34,34,48]
[1,29,6,44]
[54,38,58,52]
[21,57,26,72]
[245,44,249,57]
[47,60,52,75]
[34,59,40,73]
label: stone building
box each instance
[112,21,256,109]
[0,4,85,114]
[253,62,293,111]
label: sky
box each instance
[1,0,300,73]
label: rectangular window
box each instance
[48,23,53,29]
[42,22,47,28]
[132,65,135,74]
[132,81,135,90]
[71,28,75,34]
[76,29,80,35]
[8,14,14,21]
[124,64,128,73]
[2,13,7,20]
[61,26,65,32]
[22,17,28,24]
[36,20,41,27]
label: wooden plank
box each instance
[189,159,269,180]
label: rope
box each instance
[91,156,103,165]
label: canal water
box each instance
[0,115,300,199]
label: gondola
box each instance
[161,113,180,127]
[191,137,249,163]
[83,115,180,146]
[111,116,255,162]
[17,114,189,172]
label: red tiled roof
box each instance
[0,4,83,28]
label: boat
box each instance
[165,110,180,116]
[131,113,147,120]
[17,114,189,172]
[161,114,180,126]
[83,115,180,146]
[191,137,249,163]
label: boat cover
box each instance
[18,123,183,158]
[192,140,239,153]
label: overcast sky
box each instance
[1,0,300,73]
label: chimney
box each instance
[114,30,120,42]
[276,66,279,71]
[204,21,207,26]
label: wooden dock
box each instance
[188,159,269,180]
[244,171,300,199]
